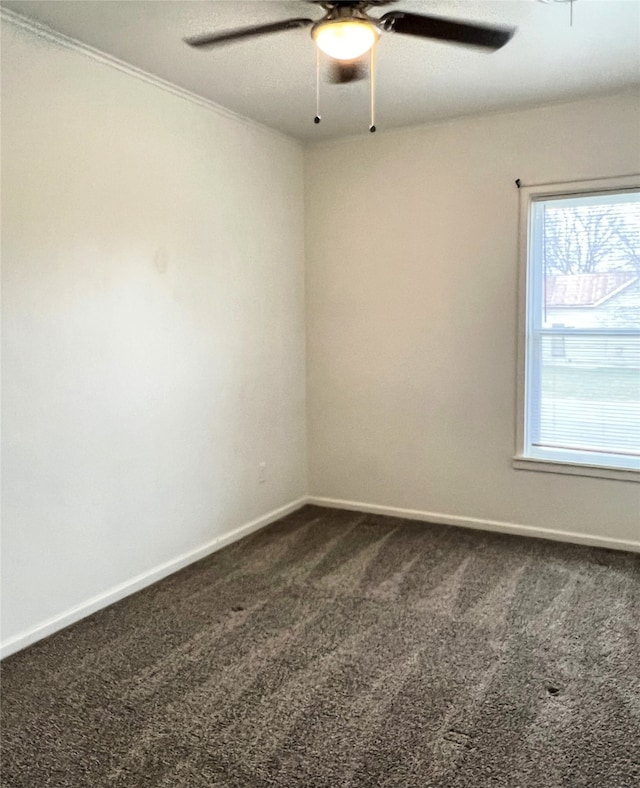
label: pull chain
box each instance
[369,43,376,132]
[314,47,321,124]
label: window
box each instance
[515,177,640,481]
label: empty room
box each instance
[1,1,639,786]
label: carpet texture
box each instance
[1,505,639,787]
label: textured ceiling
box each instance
[2,1,639,141]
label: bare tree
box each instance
[543,202,640,275]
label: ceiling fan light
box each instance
[312,19,378,61]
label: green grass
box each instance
[541,365,640,401]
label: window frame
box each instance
[514,175,640,483]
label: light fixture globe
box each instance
[312,18,379,61]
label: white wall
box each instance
[305,93,640,546]
[1,21,306,652]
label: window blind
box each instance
[525,190,640,471]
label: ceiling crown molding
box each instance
[0,7,300,146]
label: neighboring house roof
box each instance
[545,273,639,307]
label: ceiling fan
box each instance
[185,1,516,129]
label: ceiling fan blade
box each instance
[328,60,367,84]
[307,0,398,4]
[185,18,314,48]
[379,11,515,50]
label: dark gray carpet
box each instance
[2,505,639,787]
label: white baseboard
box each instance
[0,498,306,660]
[4,494,637,659]
[307,496,640,554]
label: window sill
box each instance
[512,456,640,483]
